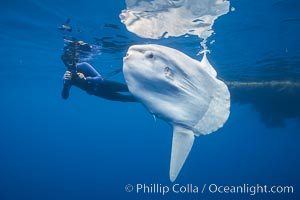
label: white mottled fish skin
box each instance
[123,44,230,182]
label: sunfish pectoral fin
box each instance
[170,125,195,182]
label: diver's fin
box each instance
[170,126,194,182]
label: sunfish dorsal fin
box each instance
[200,53,217,77]
[170,126,195,182]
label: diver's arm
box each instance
[60,71,100,96]
[76,62,104,85]
[77,62,102,77]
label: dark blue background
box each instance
[0,0,299,199]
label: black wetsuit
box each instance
[61,62,137,102]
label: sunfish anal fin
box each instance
[170,125,195,182]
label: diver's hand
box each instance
[64,71,72,80]
[63,71,72,84]
[77,72,86,80]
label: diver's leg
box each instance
[101,80,130,92]
[97,92,137,102]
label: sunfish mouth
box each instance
[123,45,148,62]
[123,46,138,60]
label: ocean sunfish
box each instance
[123,44,230,182]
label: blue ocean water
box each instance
[0,0,299,200]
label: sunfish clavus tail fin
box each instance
[170,126,195,182]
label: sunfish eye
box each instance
[145,51,154,59]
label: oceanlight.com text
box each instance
[206,183,294,196]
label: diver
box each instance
[61,40,137,102]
